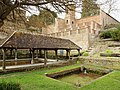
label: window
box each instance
[72,21,74,24]
[66,20,68,23]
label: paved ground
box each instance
[0,58,68,72]
[0,61,62,69]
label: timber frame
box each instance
[0,31,81,70]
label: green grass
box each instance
[1,64,120,90]
[0,64,81,90]
[80,71,120,90]
[58,73,101,87]
[0,75,76,90]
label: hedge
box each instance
[0,81,21,90]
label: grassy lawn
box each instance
[80,71,120,90]
[0,75,75,90]
[57,73,101,87]
[0,64,120,90]
[0,64,81,90]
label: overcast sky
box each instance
[26,0,120,22]
[98,0,120,22]
[56,0,120,21]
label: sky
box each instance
[97,0,120,22]
[26,0,120,22]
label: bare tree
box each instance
[98,0,119,14]
[0,0,82,28]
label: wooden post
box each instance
[29,49,32,57]
[66,50,68,59]
[68,50,71,60]
[39,49,42,58]
[15,48,17,61]
[44,50,47,65]
[2,49,6,70]
[36,49,38,59]
[66,50,71,60]
[10,49,13,56]
[55,50,58,61]
[78,49,81,57]
[46,50,48,58]
[31,49,34,64]
[15,48,18,65]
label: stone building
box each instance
[42,9,119,51]
[1,7,119,51]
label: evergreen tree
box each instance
[81,0,100,18]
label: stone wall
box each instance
[0,59,43,66]
[46,67,81,78]
[43,9,119,51]
[76,15,100,25]
[45,15,101,50]
[47,22,101,51]
[100,10,120,27]
[0,59,78,74]
[79,57,120,68]
[47,27,90,50]
[42,24,55,34]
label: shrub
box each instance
[82,52,89,56]
[99,30,112,39]
[0,81,21,90]
[110,29,120,41]
[115,24,120,30]
[77,60,80,64]
[105,50,113,54]
[100,29,120,41]
[104,24,117,29]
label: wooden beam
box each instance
[10,49,13,56]
[66,50,68,58]
[68,50,71,60]
[15,48,17,60]
[39,49,42,58]
[46,50,48,58]
[44,50,47,65]
[2,49,6,70]
[36,49,38,59]
[31,49,34,64]
[55,50,58,61]
[15,48,18,65]
[78,49,81,56]
[66,50,71,59]
[29,49,32,57]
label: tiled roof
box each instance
[3,32,81,50]
[0,30,15,47]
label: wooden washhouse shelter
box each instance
[0,30,81,70]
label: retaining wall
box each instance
[46,67,109,79]
[0,59,77,74]
[0,59,42,66]
[79,57,120,68]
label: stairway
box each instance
[87,36,109,56]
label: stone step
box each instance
[86,50,91,52]
[88,48,93,50]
